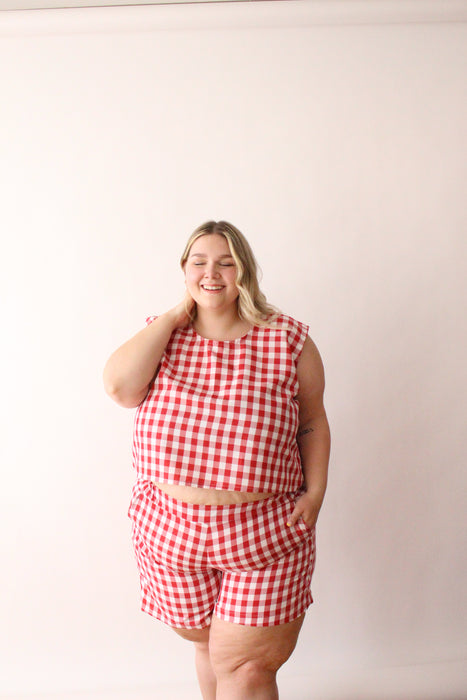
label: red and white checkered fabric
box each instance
[129,481,315,627]
[132,313,309,493]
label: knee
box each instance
[210,649,283,684]
[233,658,278,686]
[211,656,279,692]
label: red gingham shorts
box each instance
[128,481,316,628]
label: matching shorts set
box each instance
[129,314,316,629]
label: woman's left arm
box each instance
[287,336,331,529]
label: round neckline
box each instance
[189,323,256,343]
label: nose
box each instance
[204,262,220,278]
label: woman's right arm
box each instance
[103,295,194,408]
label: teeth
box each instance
[203,285,223,290]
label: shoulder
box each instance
[267,316,325,392]
[267,313,309,362]
[271,312,308,334]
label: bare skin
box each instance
[174,614,305,700]
[154,482,274,504]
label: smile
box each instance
[201,285,224,292]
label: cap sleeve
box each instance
[278,314,309,364]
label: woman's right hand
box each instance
[166,291,196,330]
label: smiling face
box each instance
[184,233,240,313]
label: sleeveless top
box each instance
[132,313,309,494]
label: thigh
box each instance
[209,613,305,674]
[214,529,315,626]
[133,529,222,628]
[129,482,223,628]
[172,626,211,644]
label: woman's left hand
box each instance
[287,491,323,530]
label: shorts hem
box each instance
[213,594,313,627]
[140,602,213,630]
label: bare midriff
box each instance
[154,482,275,505]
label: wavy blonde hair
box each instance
[180,220,280,327]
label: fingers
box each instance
[287,503,317,529]
[287,507,302,528]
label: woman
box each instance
[103,221,330,700]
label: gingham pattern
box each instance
[132,313,309,493]
[129,481,315,627]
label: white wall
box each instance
[1,2,466,698]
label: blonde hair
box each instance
[180,220,280,327]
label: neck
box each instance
[194,305,249,340]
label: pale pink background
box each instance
[0,2,465,698]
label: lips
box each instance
[201,285,224,291]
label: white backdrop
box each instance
[1,2,466,698]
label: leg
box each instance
[173,626,216,700]
[130,486,224,697]
[207,513,315,699]
[209,613,305,700]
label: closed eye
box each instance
[193,261,234,267]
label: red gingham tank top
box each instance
[132,313,309,493]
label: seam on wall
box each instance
[0,0,466,36]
